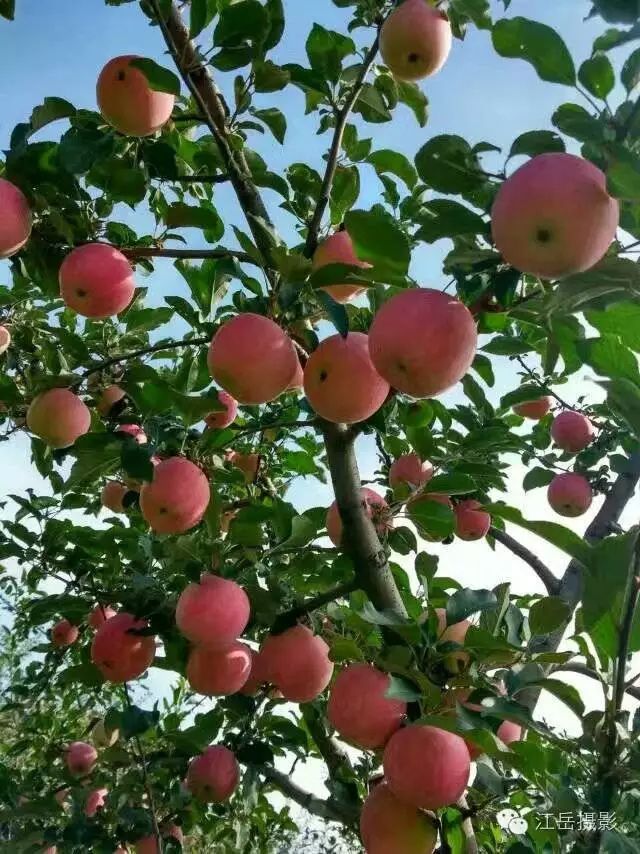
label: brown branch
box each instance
[171,174,230,184]
[258,765,357,825]
[122,246,258,266]
[304,35,381,258]
[458,796,479,854]
[78,335,210,381]
[490,527,559,594]
[151,0,279,271]
[301,705,354,781]
[271,578,359,634]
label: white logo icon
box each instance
[496,808,528,835]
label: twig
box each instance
[271,579,359,634]
[122,246,258,266]
[171,174,230,184]
[123,684,163,853]
[301,705,354,782]
[490,527,559,594]
[258,764,357,825]
[77,335,210,381]
[303,35,381,258]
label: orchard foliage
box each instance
[0,0,640,853]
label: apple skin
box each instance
[97,55,175,137]
[66,741,98,777]
[208,313,298,405]
[551,410,596,453]
[368,289,477,399]
[491,153,619,280]
[547,472,593,518]
[304,332,390,424]
[513,397,551,420]
[454,499,491,541]
[176,573,250,648]
[435,607,471,674]
[0,326,11,356]
[91,612,156,683]
[380,0,452,82]
[51,619,79,648]
[186,641,252,696]
[360,781,438,854]
[97,385,126,417]
[383,724,471,810]
[260,625,333,703]
[0,178,32,258]
[326,487,391,547]
[327,663,406,749]
[186,745,239,803]
[88,605,117,630]
[135,825,183,854]
[139,457,210,535]
[205,390,238,429]
[312,230,370,303]
[101,481,128,514]
[389,454,434,493]
[27,388,91,449]
[59,243,136,318]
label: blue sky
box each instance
[1,0,639,799]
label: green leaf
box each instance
[552,103,603,143]
[272,515,317,552]
[214,0,268,47]
[508,130,565,159]
[593,23,640,51]
[264,0,285,51]
[530,678,585,718]
[65,436,122,490]
[415,135,485,194]
[384,675,422,702]
[408,498,456,541]
[482,336,534,356]
[601,831,640,853]
[492,17,576,85]
[130,58,181,95]
[396,80,429,127]
[189,0,215,38]
[0,0,15,20]
[522,467,555,491]
[305,23,355,85]
[120,705,160,740]
[602,377,640,437]
[253,59,290,92]
[577,335,640,382]
[450,0,492,29]
[446,588,498,624]
[329,165,360,225]
[586,302,640,352]
[120,442,155,483]
[622,47,640,91]
[592,0,640,25]
[165,202,225,240]
[550,257,640,314]
[425,473,476,495]
[529,597,571,635]
[607,150,640,200]
[500,383,549,409]
[487,503,592,564]
[343,207,411,279]
[415,200,486,243]
[316,290,349,337]
[472,354,495,387]
[252,107,286,143]
[367,150,417,189]
[578,52,615,98]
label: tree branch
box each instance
[150,0,279,271]
[271,578,359,634]
[458,796,479,854]
[78,335,210,381]
[122,246,258,266]
[258,765,357,825]
[303,36,381,258]
[171,174,230,184]
[490,527,559,594]
[301,705,354,781]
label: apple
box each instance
[186,641,252,696]
[101,481,128,514]
[176,573,250,647]
[436,607,470,674]
[88,605,117,630]
[260,625,333,703]
[513,397,551,420]
[454,500,491,541]
[551,410,596,453]
[186,745,239,803]
[547,472,593,517]
[59,243,136,318]
[360,781,438,854]
[27,388,91,448]
[97,385,126,417]
[0,177,32,258]
[312,230,370,303]
[140,457,210,534]
[205,390,239,429]
[491,153,619,279]
[0,326,11,356]
[326,487,392,548]
[91,612,155,683]
[380,0,452,81]
[51,619,79,648]
[97,55,175,137]
[389,454,434,493]
[66,741,98,776]
[84,787,108,817]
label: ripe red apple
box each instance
[66,741,98,777]
[97,55,175,137]
[380,0,452,81]
[205,390,238,429]
[187,641,252,696]
[383,724,470,810]
[327,664,406,749]
[304,332,390,424]
[116,423,147,444]
[326,487,392,547]
[360,781,438,854]
[312,230,370,303]
[389,454,434,492]
[287,357,304,391]
[436,607,471,674]
[51,619,79,648]
[176,573,250,647]
[97,385,126,417]
[547,472,593,517]
[92,719,119,748]
[260,624,333,703]
[27,388,91,448]
[491,153,619,279]
[135,824,183,854]
[140,457,210,534]
[513,397,551,420]
[0,178,32,258]
[186,745,239,803]
[551,410,596,453]
[101,481,128,514]
[91,612,155,683]
[0,326,11,356]
[84,787,108,817]
[454,500,491,541]
[88,604,117,630]
[239,648,269,696]
[59,243,136,318]
[368,289,477,398]
[228,450,261,483]
[208,313,298,404]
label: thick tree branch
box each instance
[258,765,357,825]
[122,247,258,266]
[322,422,407,618]
[78,335,210,381]
[458,796,479,854]
[171,174,230,184]
[151,0,279,271]
[301,705,354,781]
[304,36,381,257]
[490,527,559,594]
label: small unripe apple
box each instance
[547,472,593,517]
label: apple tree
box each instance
[1,0,640,852]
